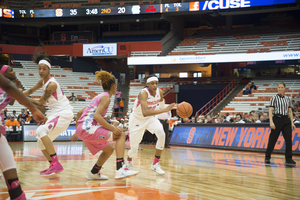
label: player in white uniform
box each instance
[127,75,175,175]
[23,51,73,176]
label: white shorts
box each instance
[128,116,163,148]
[0,135,16,172]
[37,109,73,142]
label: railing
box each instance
[10,55,16,68]
[161,77,177,97]
[196,78,238,117]
[43,39,89,46]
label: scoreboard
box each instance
[0,0,297,19]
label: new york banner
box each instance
[170,124,300,153]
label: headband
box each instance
[0,65,9,74]
[38,60,51,69]
[147,77,158,83]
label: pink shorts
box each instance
[77,123,111,155]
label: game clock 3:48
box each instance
[86,8,98,15]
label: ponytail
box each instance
[95,70,116,91]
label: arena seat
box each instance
[220,78,300,116]
[168,25,300,56]
[10,60,117,117]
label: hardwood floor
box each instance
[0,142,299,200]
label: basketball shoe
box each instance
[42,162,63,176]
[151,163,165,175]
[124,160,134,170]
[86,171,109,180]
[40,164,51,175]
[115,165,139,179]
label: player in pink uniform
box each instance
[74,70,138,180]
[0,72,46,200]
[23,51,73,176]
[126,75,175,175]
[0,65,22,136]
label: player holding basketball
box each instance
[74,70,138,180]
[0,72,46,200]
[23,51,73,175]
[126,75,175,175]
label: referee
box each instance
[265,82,296,165]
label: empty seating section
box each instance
[11,60,116,116]
[170,25,300,55]
[220,79,300,116]
[98,34,164,43]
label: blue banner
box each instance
[170,124,300,153]
[22,124,79,142]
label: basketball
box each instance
[177,102,193,118]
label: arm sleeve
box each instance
[269,96,275,107]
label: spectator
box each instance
[235,114,245,123]
[113,101,120,117]
[12,110,18,118]
[17,117,24,126]
[205,115,213,123]
[243,85,252,95]
[262,112,269,122]
[251,113,261,123]
[106,115,111,124]
[5,116,20,127]
[119,98,124,117]
[225,113,231,122]
[183,118,190,123]
[250,82,257,90]
[259,115,265,123]
[293,113,299,124]
[3,108,8,121]
[214,114,219,123]
[69,93,77,102]
[6,114,11,122]
[191,116,196,123]
[197,115,205,123]
[119,118,125,129]
[18,108,28,122]
[218,114,229,123]
[116,89,122,104]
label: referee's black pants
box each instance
[265,115,293,161]
[159,119,170,147]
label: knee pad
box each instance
[155,128,165,150]
[128,146,138,158]
[36,125,49,139]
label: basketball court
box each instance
[1,141,299,199]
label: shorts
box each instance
[128,116,163,148]
[37,109,73,142]
[77,123,112,155]
[0,134,16,172]
[0,113,5,135]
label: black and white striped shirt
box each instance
[269,94,292,115]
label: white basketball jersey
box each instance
[131,87,161,119]
[43,77,73,112]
